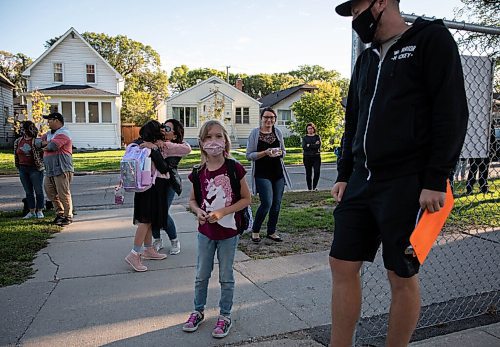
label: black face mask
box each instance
[352,0,384,43]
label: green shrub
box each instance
[284,135,301,148]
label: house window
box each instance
[172,106,197,127]
[75,102,86,123]
[61,102,72,123]
[102,102,112,123]
[3,106,8,125]
[49,104,59,113]
[53,63,63,82]
[235,107,250,124]
[86,64,96,83]
[277,109,292,126]
[89,102,99,123]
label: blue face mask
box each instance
[352,0,384,43]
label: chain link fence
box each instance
[354,15,500,346]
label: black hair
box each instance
[260,107,277,118]
[22,120,38,138]
[165,118,184,144]
[139,120,163,143]
[305,122,317,134]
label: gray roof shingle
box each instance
[40,85,119,96]
[0,72,15,88]
[258,84,317,108]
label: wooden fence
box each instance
[121,124,140,145]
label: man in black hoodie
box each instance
[329,1,468,346]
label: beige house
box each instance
[157,76,261,146]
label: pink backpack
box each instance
[120,143,157,192]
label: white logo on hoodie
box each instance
[392,45,416,61]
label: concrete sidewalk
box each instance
[1,205,499,346]
[409,323,500,347]
[1,206,331,346]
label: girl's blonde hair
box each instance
[198,120,232,164]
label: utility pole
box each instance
[226,65,231,83]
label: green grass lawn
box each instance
[275,190,335,233]
[0,148,337,174]
[447,179,500,229]
[0,211,61,287]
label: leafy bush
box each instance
[284,135,301,148]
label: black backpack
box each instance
[191,158,251,234]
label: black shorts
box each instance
[330,168,421,278]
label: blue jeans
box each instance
[253,177,285,235]
[19,166,44,210]
[152,186,177,240]
[194,233,238,316]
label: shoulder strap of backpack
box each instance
[192,164,203,207]
[225,158,241,200]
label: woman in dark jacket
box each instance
[152,118,191,255]
[302,122,321,191]
[14,121,45,218]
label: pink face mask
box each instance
[202,139,225,156]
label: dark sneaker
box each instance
[57,217,73,226]
[212,315,232,338]
[182,311,204,332]
[53,215,64,224]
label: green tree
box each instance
[0,51,32,94]
[271,73,303,92]
[289,65,341,83]
[82,33,161,77]
[169,66,227,93]
[290,81,344,150]
[121,89,155,126]
[242,74,276,99]
[8,90,50,135]
[169,65,191,93]
[129,69,169,109]
[168,64,348,103]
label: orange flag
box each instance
[408,180,454,265]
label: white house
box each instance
[259,84,317,137]
[22,27,125,149]
[0,72,15,148]
[157,76,261,146]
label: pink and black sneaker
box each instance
[182,311,204,332]
[212,315,232,338]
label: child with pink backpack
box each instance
[123,120,171,272]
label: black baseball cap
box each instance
[335,0,400,17]
[43,112,64,123]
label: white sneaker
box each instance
[153,238,163,252]
[170,239,181,255]
[23,212,35,219]
[36,211,44,218]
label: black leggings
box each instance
[303,156,321,190]
[466,157,490,193]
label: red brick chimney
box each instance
[235,78,243,91]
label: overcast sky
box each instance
[0,0,465,78]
